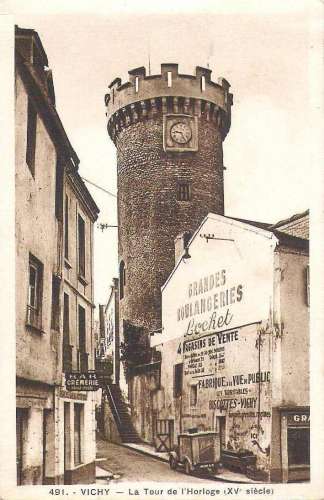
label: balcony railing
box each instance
[63,344,73,373]
[78,350,89,372]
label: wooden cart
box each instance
[169,431,220,475]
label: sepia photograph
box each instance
[0,0,323,499]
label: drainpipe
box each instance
[179,391,183,434]
[258,330,261,435]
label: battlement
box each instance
[105,64,232,121]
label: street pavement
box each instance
[96,438,218,483]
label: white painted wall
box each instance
[155,215,276,347]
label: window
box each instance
[78,305,86,352]
[135,76,139,93]
[190,385,197,406]
[201,75,206,91]
[55,160,64,221]
[63,293,69,343]
[26,97,37,176]
[167,71,172,87]
[74,404,83,466]
[64,196,69,259]
[63,294,72,372]
[78,214,85,277]
[27,254,43,330]
[119,261,126,299]
[78,305,87,365]
[177,182,191,202]
[174,363,183,398]
[288,428,310,466]
[78,305,88,371]
[51,275,60,331]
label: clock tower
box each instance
[105,64,232,441]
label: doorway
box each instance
[64,403,70,482]
[16,408,28,485]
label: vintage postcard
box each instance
[0,0,323,499]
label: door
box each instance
[16,408,28,485]
[64,403,70,481]
[42,410,51,484]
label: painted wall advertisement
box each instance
[179,322,272,462]
[158,221,275,467]
[159,219,274,347]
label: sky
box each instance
[5,0,320,307]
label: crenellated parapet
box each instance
[105,64,233,142]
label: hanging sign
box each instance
[65,372,100,391]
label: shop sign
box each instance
[65,372,100,391]
[58,388,87,400]
[287,412,310,426]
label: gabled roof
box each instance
[227,216,273,231]
[162,212,308,292]
[271,209,309,229]
[226,216,309,251]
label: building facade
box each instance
[105,64,233,442]
[150,213,309,482]
[58,161,99,484]
[96,280,121,386]
[15,26,99,485]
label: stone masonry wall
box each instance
[117,114,224,335]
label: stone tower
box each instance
[105,64,232,340]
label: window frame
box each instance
[287,426,310,467]
[51,274,60,331]
[177,182,191,202]
[64,195,69,260]
[63,293,70,343]
[190,384,198,407]
[26,97,37,176]
[78,304,86,352]
[28,262,38,310]
[174,363,183,398]
[26,253,43,331]
[78,213,86,278]
[55,159,64,222]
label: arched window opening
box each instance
[201,75,206,92]
[167,71,172,88]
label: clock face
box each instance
[170,122,192,144]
